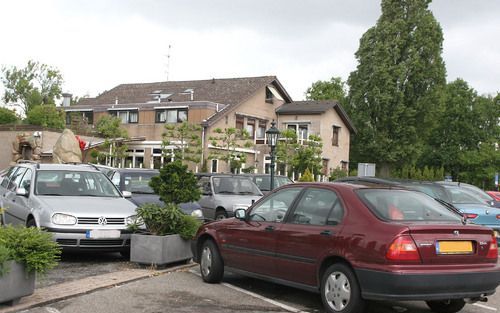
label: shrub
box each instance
[133,203,201,240]
[0,225,61,277]
[299,168,314,182]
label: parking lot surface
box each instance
[8,255,499,313]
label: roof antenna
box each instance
[166,44,172,81]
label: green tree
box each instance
[208,127,252,173]
[292,134,323,179]
[25,104,65,129]
[161,122,202,168]
[94,115,129,166]
[420,79,491,180]
[0,107,19,124]
[306,76,347,104]
[275,128,298,177]
[150,160,201,205]
[298,168,314,182]
[1,60,63,116]
[346,0,446,175]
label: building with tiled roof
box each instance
[62,76,354,176]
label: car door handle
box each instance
[320,230,334,236]
[265,225,275,232]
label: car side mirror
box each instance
[235,209,247,220]
[122,191,132,198]
[16,188,28,197]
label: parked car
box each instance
[195,173,263,220]
[336,177,500,244]
[238,173,293,194]
[0,162,137,256]
[193,182,500,313]
[106,168,204,219]
[487,190,500,202]
[437,181,500,208]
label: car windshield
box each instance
[123,172,156,194]
[444,186,486,205]
[35,170,121,197]
[253,176,292,191]
[357,189,462,222]
[399,183,452,203]
[213,176,261,195]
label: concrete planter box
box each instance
[130,234,193,266]
[0,261,35,305]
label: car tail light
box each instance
[464,213,478,219]
[386,235,421,262]
[486,235,498,259]
[496,214,500,220]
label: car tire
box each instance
[426,299,466,313]
[320,263,365,313]
[215,210,227,220]
[26,218,37,228]
[200,239,224,283]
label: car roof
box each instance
[15,162,101,172]
[112,168,159,173]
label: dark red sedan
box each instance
[192,183,500,313]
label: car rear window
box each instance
[356,189,462,222]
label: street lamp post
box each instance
[266,120,280,191]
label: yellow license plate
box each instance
[437,241,473,254]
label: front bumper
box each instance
[356,268,500,301]
[45,227,132,251]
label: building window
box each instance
[256,121,266,144]
[235,115,244,130]
[287,124,309,144]
[66,111,94,125]
[265,87,273,103]
[341,161,348,171]
[246,119,255,139]
[332,126,340,146]
[211,159,218,173]
[155,109,188,123]
[111,110,138,124]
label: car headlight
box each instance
[52,213,77,225]
[232,204,249,212]
[125,215,144,226]
[191,209,204,218]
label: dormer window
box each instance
[265,85,284,104]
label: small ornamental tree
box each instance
[25,104,65,129]
[134,160,201,239]
[150,160,201,205]
[209,127,253,173]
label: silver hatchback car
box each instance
[0,162,138,255]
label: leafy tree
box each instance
[306,76,347,104]
[292,134,323,179]
[1,60,63,116]
[275,128,298,177]
[298,168,314,182]
[346,0,446,175]
[94,115,129,166]
[0,107,18,124]
[161,122,202,168]
[25,104,65,129]
[150,160,201,205]
[208,127,252,173]
[420,79,491,180]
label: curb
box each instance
[0,262,197,313]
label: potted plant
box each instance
[129,160,202,266]
[0,224,61,305]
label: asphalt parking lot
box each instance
[7,251,499,313]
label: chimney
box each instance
[62,93,72,107]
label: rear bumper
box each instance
[356,268,500,301]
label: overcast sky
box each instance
[0,0,499,104]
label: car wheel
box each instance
[215,210,227,220]
[200,239,224,283]
[426,299,466,313]
[26,218,37,228]
[321,263,365,313]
